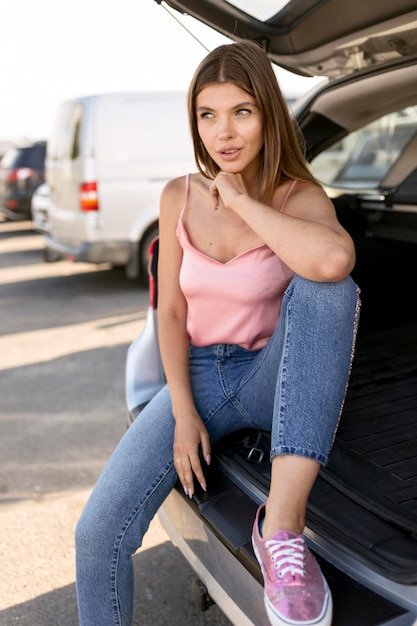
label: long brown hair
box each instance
[188,40,317,204]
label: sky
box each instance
[0,0,322,143]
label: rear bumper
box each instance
[158,488,267,626]
[44,235,134,266]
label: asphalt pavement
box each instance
[0,217,232,626]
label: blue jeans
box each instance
[75,275,360,625]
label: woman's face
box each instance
[196,82,264,178]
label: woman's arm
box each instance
[157,176,211,497]
[211,174,356,283]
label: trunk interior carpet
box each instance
[322,320,417,534]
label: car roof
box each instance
[160,0,417,78]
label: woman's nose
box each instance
[218,119,234,139]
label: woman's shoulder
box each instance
[273,178,329,213]
[162,172,206,198]
[160,172,206,223]
[160,175,189,215]
[162,174,188,199]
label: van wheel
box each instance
[42,247,62,262]
[140,224,159,276]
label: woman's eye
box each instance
[200,111,214,119]
[236,108,251,116]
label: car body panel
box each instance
[31,183,50,233]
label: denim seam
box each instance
[274,296,290,460]
[110,459,176,625]
[327,284,362,452]
[215,356,268,428]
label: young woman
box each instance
[75,41,360,626]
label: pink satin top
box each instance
[176,175,296,350]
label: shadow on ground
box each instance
[0,542,232,626]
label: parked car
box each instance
[0,140,46,221]
[31,183,50,234]
[44,92,195,278]
[126,1,417,624]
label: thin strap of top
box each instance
[180,174,297,217]
[179,173,191,220]
[280,179,297,212]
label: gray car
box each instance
[126,1,417,624]
[0,140,46,221]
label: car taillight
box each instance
[7,168,34,183]
[80,182,98,211]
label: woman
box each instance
[76,40,360,626]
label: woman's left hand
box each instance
[173,410,211,499]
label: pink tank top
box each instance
[176,176,296,350]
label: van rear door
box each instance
[46,99,96,245]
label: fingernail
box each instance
[188,489,193,499]
[183,485,189,496]
[205,454,211,465]
[200,482,207,492]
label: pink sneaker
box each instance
[252,505,332,626]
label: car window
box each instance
[1,144,46,170]
[310,105,417,188]
[224,0,290,20]
[18,144,46,169]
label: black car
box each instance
[0,140,47,221]
[126,1,417,624]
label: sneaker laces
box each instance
[265,536,306,578]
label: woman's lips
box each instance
[218,147,242,161]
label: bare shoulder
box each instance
[280,179,336,218]
[160,175,189,225]
[290,179,332,203]
[161,175,187,204]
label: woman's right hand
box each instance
[173,410,211,498]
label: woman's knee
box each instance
[286,274,359,316]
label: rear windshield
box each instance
[2,143,46,170]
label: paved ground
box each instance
[0,217,232,625]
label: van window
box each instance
[69,105,82,159]
[48,103,83,160]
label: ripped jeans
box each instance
[75,275,360,625]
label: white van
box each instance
[45,92,195,277]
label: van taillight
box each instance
[80,182,98,211]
